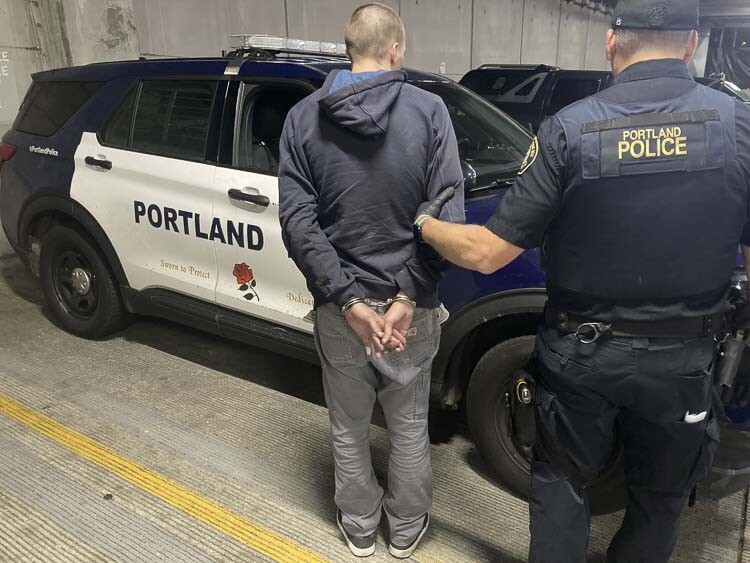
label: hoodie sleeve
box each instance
[278,113,363,308]
[395,100,466,301]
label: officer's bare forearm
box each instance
[421,219,524,275]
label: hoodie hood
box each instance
[318,69,406,137]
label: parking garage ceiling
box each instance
[569,0,750,20]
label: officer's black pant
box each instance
[529,328,721,563]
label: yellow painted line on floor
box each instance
[0,393,327,563]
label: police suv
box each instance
[2,35,748,514]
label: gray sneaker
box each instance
[337,509,376,557]
[388,514,429,559]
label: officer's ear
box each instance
[682,30,699,64]
[605,29,617,65]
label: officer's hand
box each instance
[414,187,455,225]
[344,303,386,358]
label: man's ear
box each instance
[683,30,699,64]
[606,28,617,63]
[389,42,400,66]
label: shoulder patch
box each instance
[518,137,539,176]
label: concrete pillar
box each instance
[521,0,562,66]
[472,0,524,66]
[400,0,472,79]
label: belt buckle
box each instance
[575,322,612,344]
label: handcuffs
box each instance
[341,295,417,314]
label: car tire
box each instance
[466,335,626,515]
[40,225,130,339]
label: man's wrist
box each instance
[414,216,435,244]
[341,297,367,314]
[418,217,437,244]
[388,295,416,310]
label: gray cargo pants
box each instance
[313,303,440,545]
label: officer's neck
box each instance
[614,52,688,76]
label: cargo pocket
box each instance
[689,417,721,487]
[411,368,431,422]
[534,386,598,489]
[645,415,721,492]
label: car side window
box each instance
[548,77,602,113]
[13,81,102,137]
[101,87,137,148]
[236,86,307,175]
[130,80,218,160]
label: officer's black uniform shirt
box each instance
[486,59,750,250]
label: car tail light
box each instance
[0,143,16,162]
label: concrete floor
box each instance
[0,227,748,562]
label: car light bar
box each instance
[230,34,347,56]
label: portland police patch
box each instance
[519,137,539,176]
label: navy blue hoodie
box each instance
[278,69,465,309]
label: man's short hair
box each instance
[614,28,693,59]
[345,3,405,61]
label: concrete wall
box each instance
[0,0,43,130]
[472,0,524,66]
[60,0,140,65]
[0,0,140,131]
[134,0,286,57]
[1,0,614,132]
[400,0,473,80]
[129,0,613,78]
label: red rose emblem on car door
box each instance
[233,263,260,301]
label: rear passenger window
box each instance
[13,81,102,136]
[131,80,218,160]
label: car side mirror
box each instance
[461,160,477,190]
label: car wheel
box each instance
[40,225,129,339]
[466,335,626,515]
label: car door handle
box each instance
[85,156,112,170]
[228,188,270,207]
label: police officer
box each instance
[412,0,750,560]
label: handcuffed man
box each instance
[278,3,464,558]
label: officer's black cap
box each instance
[612,0,699,31]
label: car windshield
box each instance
[415,81,532,191]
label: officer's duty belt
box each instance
[546,306,726,343]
